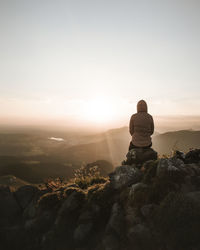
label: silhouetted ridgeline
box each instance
[0,129,200,184]
[1,149,200,250]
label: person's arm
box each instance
[150,116,154,135]
[129,115,134,136]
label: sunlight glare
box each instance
[82,97,115,124]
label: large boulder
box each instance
[125,205,141,227]
[141,204,158,219]
[186,191,200,203]
[103,234,120,250]
[55,188,85,226]
[174,149,200,164]
[154,192,200,250]
[109,165,143,189]
[73,222,93,243]
[105,203,125,236]
[185,149,200,164]
[103,203,125,250]
[157,158,200,192]
[127,224,153,250]
[129,183,148,201]
[123,148,158,167]
[14,185,39,210]
[23,200,37,220]
[0,186,21,227]
[156,158,185,178]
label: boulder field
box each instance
[1,149,200,250]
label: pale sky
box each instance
[0,0,200,130]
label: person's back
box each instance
[129,100,154,149]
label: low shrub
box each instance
[74,165,107,189]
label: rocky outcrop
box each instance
[109,165,143,189]
[122,147,158,167]
[1,149,200,250]
[0,186,21,227]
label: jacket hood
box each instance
[137,100,148,113]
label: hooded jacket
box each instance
[129,100,154,147]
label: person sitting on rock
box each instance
[129,100,154,151]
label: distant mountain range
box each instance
[0,127,199,183]
[153,129,200,156]
[60,127,200,165]
[0,175,29,190]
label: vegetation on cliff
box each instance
[1,149,200,250]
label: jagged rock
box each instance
[2,148,200,250]
[78,210,93,222]
[127,224,152,250]
[103,234,120,250]
[125,206,141,227]
[173,150,186,161]
[188,163,200,175]
[23,199,37,219]
[183,164,198,176]
[15,185,39,210]
[157,157,185,177]
[78,203,101,224]
[105,203,125,236]
[142,160,157,170]
[55,189,85,226]
[123,148,158,166]
[185,149,200,163]
[41,229,56,250]
[129,183,148,200]
[73,222,93,243]
[25,210,56,235]
[0,186,21,227]
[74,247,87,250]
[38,191,63,213]
[186,191,200,203]
[2,225,29,250]
[141,204,157,218]
[181,176,196,193]
[24,218,37,230]
[142,160,158,184]
[109,165,143,189]
[154,192,200,250]
[128,183,150,211]
[61,189,85,212]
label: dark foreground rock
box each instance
[109,165,143,189]
[122,147,158,167]
[1,149,200,250]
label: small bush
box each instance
[74,165,107,189]
[43,177,66,190]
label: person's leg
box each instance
[142,143,152,149]
[129,141,134,151]
[129,141,139,150]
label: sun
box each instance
[83,97,115,124]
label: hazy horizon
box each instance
[0,114,200,134]
[1,0,200,130]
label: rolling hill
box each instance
[0,127,199,184]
